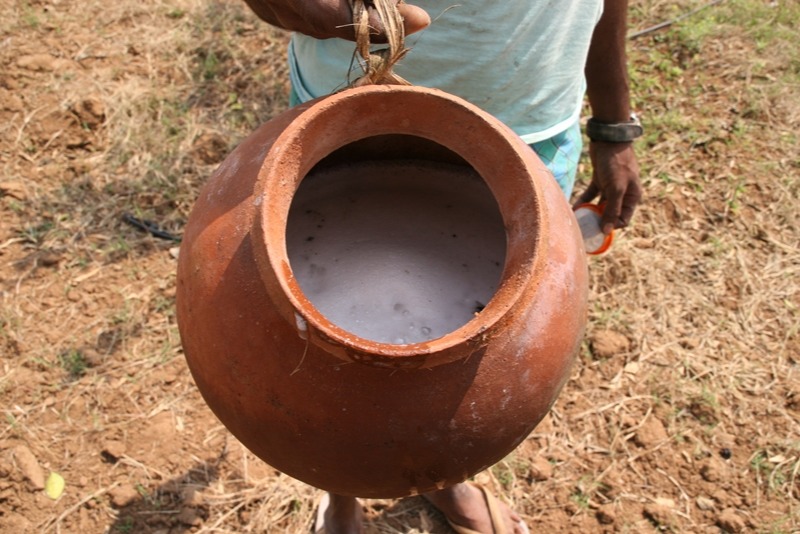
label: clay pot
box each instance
[176,85,588,498]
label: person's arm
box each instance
[577,0,642,235]
[241,0,429,41]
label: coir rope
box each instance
[349,0,411,86]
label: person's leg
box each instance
[289,85,303,108]
[315,493,365,534]
[424,482,529,533]
[316,485,528,533]
[529,120,583,200]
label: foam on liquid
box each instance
[286,162,506,345]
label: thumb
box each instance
[397,3,430,35]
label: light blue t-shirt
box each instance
[288,1,604,144]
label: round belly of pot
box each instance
[176,85,588,498]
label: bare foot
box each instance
[423,482,529,534]
[314,493,364,534]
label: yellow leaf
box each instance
[45,472,65,500]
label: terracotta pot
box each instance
[176,85,588,498]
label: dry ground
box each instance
[1,0,798,532]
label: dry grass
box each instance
[1,0,798,532]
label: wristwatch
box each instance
[586,114,644,143]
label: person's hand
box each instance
[574,141,642,235]
[241,0,430,41]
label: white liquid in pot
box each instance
[286,162,506,345]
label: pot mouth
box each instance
[253,85,548,367]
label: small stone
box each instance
[589,329,630,358]
[696,496,715,511]
[654,497,675,508]
[688,399,718,424]
[711,489,731,507]
[529,456,552,481]
[596,503,616,524]
[12,445,46,490]
[38,251,62,267]
[0,181,27,200]
[17,53,56,71]
[0,459,12,482]
[700,458,724,482]
[634,417,668,447]
[564,501,579,515]
[71,97,106,129]
[623,361,640,375]
[177,507,202,526]
[108,484,140,507]
[717,508,745,533]
[597,468,623,500]
[169,246,180,260]
[82,349,104,368]
[643,503,673,527]
[181,487,204,506]
[715,432,736,450]
[786,387,800,411]
[0,89,23,112]
[0,511,33,532]
[1,76,20,90]
[56,58,79,71]
[679,337,700,349]
[102,440,126,462]
[191,132,228,164]
[619,414,637,429]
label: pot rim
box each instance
[251,85,549,368]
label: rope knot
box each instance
[350,0,411,87]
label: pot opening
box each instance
[285,134,507,346]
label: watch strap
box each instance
[586,115,644,143]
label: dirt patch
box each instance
[1,0,798,533]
